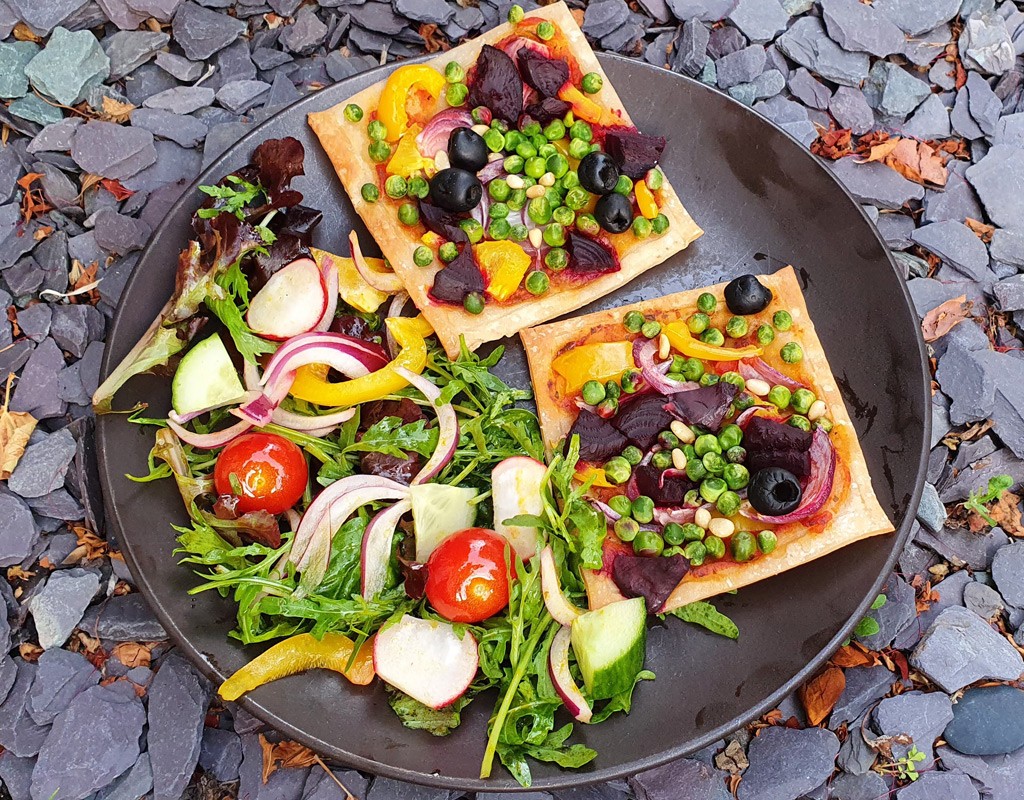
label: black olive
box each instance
[578,151,620,195]
[747,467,802,516]
[447,127,488,172]
[594,192,632,234]
[429,168,483,213]
[724,274,773,315]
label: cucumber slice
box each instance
[570,597,646,700]
[171,334,246,417]
[410,483,478,562]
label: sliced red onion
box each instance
[478,160,505,183]
[416,108,473,158]
[166,416,253,449]
[498,36,551,61]
[313,257,339,332]
[734,405,786,430]
[362,498,412,599]
[395,367,459,485]
[741,428,836,524]
[540,546,584,626]
[593,500,620,522]
[350,230,403,293]
[385,291,411,358]
[652,505,713,526]
[270,405,354,432]
[167,391,259,425]
[738,357,805,392]
[633,338,699,395]
[470,190,492,228]
[549,626,592,724]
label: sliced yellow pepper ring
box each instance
[218,633,375,701]
[387,124,429,177]
[576,466,614,488]
[634,179,658,219]
[310,247,387,314]
[552,340,635,395]
[378,65,446,142]
[290,316,428,406]
[475,241,532,301]
[663,321,763,361]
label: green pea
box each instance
[773,310,793,331]
[733,393,755,412]
[521,120,542,136]
[446,82,468,106]
[632,216,652,239]
[651,213,670,234]
[723,463,749,491]
[510,223,529,243]
[407,176,429,199]
[368,140,391,163]
[662,523,685,546]
[537,20,555,40]
[463,291,485,314]
[543,118,566,141]
[562,171,580,190]
[604,380,621,401]
[568,137,591,160]
[682,444,697,460]
[603,456,632,485]
[384,175,407,199]
[614,174,633,195]
[398,202,419,226]
[652,450,673,470]
[633,530,664,557]
[459,218,483,243]
[788,415,811,431]
[490,202,510,220]
[732,531,757,563]
[659,431,679,449]
[682,523,705,542]
[543,223,565,247]
[541,247,565,271]
[756,324,775,346]
[581,71,603,94]
[528,196,552,225]
[757,530,778,554]
[598,397,618,417]
[523,156,544,179]
[663,544,686,558]
[508,188,527,211]
[815,418,834,433]
[684,489,702,508]
[704,452,727,476]
[696,292,717,314]
[439,242,458,263]
[645,168,664,191]
[725,446,746,464]
[621,445,643,466]
[552,206,575,227]
[694,434,721,457]
[486,178,509,202]
[725,316,749,338]
[609,494,633,517]
[544,186,564,208]
[718,423,743,451]
[686,312,709,334]
[638,321,659,340]
[763,387,788,411]
[576,215,601,240]
[444,61,465,83]
[488,218,511,240]
[361,183,379,203]
[700,477,727,503]
[501,130,522,152]
[344,103,363,122]
[504,154,525,174]
[624,310,645,333]
[492,118,510,134]
[516,140,537,159]
[701,328,725,346]
[570,120,593,142]
[683,540,707,566]
[538,142,557,159]
[547,153,569,178]
[525,270,549,296]
[791,388,816,415]
[716,490,741,517]
[699,373,720,387]
[507,3,524,23]
[412,245,433,267]
[632,496,655,524]
[685,457,708,482]
[704,534,726,560]
[721,371,745,392]
[678,358,704,382]
[578,380,605,406]
[621,369,641,394]
[483,128,505,153]
[615,517,639,542]
[367,119,387,140]
[471,106,490,125]
[781,342,803,364]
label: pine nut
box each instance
[433,150,450,170]
[529,228,543,248]
[658,333,670,360]
[670,420,696,444]
[671,447,686,470]
[526,184,546,199]
[488,152,503,161]
[745,378,770,396]
[539,171,556,187]
[506,174,525,190]
[709,517,735,539]
[471,124,489,136]
[694,507,712,529]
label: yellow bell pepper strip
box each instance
[558,84,620,128]
[475,241,532,301]
[289,316,429,406]
[387,124,429,177]
[378,65,446,142]
[219,633,374,701]
[663,321,763,361]
[634,179,658,219]
[310,247,388,314]
[576,466,614,487]
[552,341,635,395]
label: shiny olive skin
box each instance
[447,127,488,172]
[429,167,483,212]
[747,466,802,516]
[578,151,620,195]
[724,274,773,315]
[594,192,632,234]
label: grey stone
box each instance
[122,138,201,192]
[992,541,1024,606]
[900,93,952,139]
[717,45,766,89]
[26,648,99,726]
[77,592,167,641]
[857,574,917,649]
[304,769,372,800]
[788,68,830,110]
[961,12,1016,75]
[830,158,925,210]
[0,752,35,800]
[673,18,711,77]
[149,653,211,800]
[130,108,207,148]
[154,51,203,82]
[237,733,311,800]
[17,304,52,343]
[910,606,1024,692]
[27,117,82,155]
[172,1,246,61]
[917,525,1010,571]
[9,95,63,127]
[908,277,970,317]
[104,30,169,80]
[776,17,870,87]
[727,0,788,43]
[29,567,99,649]
[4,0,88,36]
[143,85,216,114]
[348,1,406,35]
[953,85,986,139]
[0,41,39,99]
[923,162,983,225]
[830,772,890,800]
[896,771,979,800]
[365,777,449,800]
[749,69,785,101]
[95,752,153,800]
[874,690,953,769]
[966,145,1024,230]
[899,538,940,583]
[912,221,990,281]
[837,717,877,774]
[944,685,1024,757]
[994,112,1024,147]
[96,0,148,29]
[8,428,76,499]
[199,727,242,782]
[629,756,730,800]
[28,487,84,519]
[216,79,271,113]
[964,580,1005,620]
[279,7,329,54]
[253,47,293,71]
[874,0,961,36]
[0,661,49,757]
[24,27,109,106]
[666,0,739,22]
[126,0,183,22]
[937,746,1024,800]
[91,207,152,255]
[931,59,959,91]
[50,304,104,357]
[995,274,1024,313]
[992,231,1024,269]
[0,489,37,568]
[967,70,1002,135]
[829,86,874,134]
[71,121,156,180]
[708,25,747,58]
[829,664,895,727]
[876,212,917,250]
[822,0,905,57]
[904,23,954,66]
[395,0,453,26]
[736,726,839,800]
[31,682,145,800]
[862,60,932,122]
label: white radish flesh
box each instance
[246,258,327,340]
[492,456,548,559]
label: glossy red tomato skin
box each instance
[213,433,308,515]
[425,528,513,623]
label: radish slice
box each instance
[313,257,339,332]
[492,456,547,559]
[394,367,459,485]
[373,615,478,709]
[540,546,584,626]
[350,231,403,293]
[361,498,412,600]
[549,626,592,723]
[246,258,328,340]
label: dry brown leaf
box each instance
[921,295,969,342]
[17,172,53,223]
[12,22,41,42]
[260,736,319,784]
[73,526,108,559]
[112,642,152,668]
[886,138,948,187]
[989,491,1024,537]
[810,127,853,160]
[862,137,902,163]
[830,643,877,668]
[100,96,136,124]
[714,740,749,774]
[100,178,134,201]
[965,217,995,242]
[7,565,34,581]
[0,374,37,480]
[799,665,846,726]
[19,643,43,662]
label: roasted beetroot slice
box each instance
[567,409,629,462]
[612,554,689,613]
[419,200,468,243]
[429,245,484,305]
[468,45,524,123]
[633,463,690,506]
[604,129,667,180]
[516,48,569,97]
[612,394,675,450]
[747,448,811,478]
[665,383,739,433]
[523,96,572,124]
[567,231,620,275]
[744,416,813,453]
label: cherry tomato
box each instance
[425,528,513,623]
[213,432,308,515]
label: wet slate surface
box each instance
[1,1,1024,799]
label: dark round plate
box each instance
[97,54,929,792]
